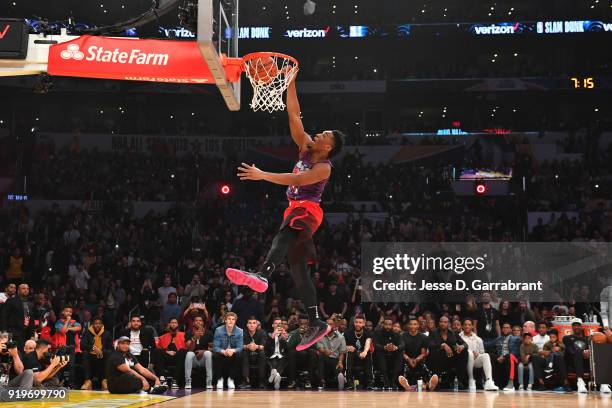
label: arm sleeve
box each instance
[478,337,485,354]
[213,330,222,353]
[235,331,244,353]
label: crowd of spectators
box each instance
[0,128,611,394]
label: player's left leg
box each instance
[226,226,299,292]
[286,236,331,351]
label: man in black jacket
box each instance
[239,317,268,389]
[266,318,289,389]
[373,317,404,390]
[1,283,35,348]
[81,317,113,390]
[427,316,469,389]
[344,314,374,390]
[120,316,158,375]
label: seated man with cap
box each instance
[106,336,167,394]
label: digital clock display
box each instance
[570,77,596,89]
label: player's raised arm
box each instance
[286,75,313,152]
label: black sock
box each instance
[260,261,276,278]
[306,305,320,322]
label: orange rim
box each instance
[242,51,299,67]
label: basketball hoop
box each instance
[242,52,299,113]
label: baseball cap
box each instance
[117,336,131,343]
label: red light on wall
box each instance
[475,183,486,195]
[452,121,461,128]
[220,185,231,195]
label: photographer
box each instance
[0,333,34,389]
[106,337,167,394]
[23,339,69,387]
[80,317,113,390]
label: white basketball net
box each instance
[243,54,299,113]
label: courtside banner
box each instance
[48,35,223,84]
[361,242,612,303]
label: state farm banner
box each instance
[48,35,229,84]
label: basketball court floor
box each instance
[7,389,610,408]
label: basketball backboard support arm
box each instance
[197,0,240,111]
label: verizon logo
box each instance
[473,24,518,35]
[284,27,329,38]
[60,44,169,66]
[0,25,10,40]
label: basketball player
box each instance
[226,72,345,351]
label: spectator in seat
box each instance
[344,314,374,390]
[121,316,158,377]
[80,317,113,390]
[459,319,499,391]
[492,322,521,391]
[231,289,263,329]
[373,316,404,390]
[428,316,469,389]
[266,317,289,390]
[540,328,570,392]
[158,276,176,307]
[286,315,317,389]
[518,332,541,391]
[53,305,81,388]
[563,321,590,393]
[160,293,181,327]
[154,318,188,389]
[316,317,347,390]
[212,311,243,389]
[239,317,267,389]
[532,322,550,351]
[398,318,438,391]
[106,336,164,394]
[319,281,347,320]
[185,315,213,389]
[1,283,35,348]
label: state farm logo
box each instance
[60,44,85,60]
[58,43,169,66]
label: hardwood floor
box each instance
[156,390,611,408]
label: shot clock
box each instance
[570,77,596,89]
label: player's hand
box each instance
[142,379,151,391]
[237,163,265,181]
[359,351,368,359]
[346,346,356,353]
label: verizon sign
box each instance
[284,27,330,38]
[48,35,219,84]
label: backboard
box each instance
[197,0,241,111]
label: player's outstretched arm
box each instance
[237,162,330,186]
[286,75,313,152]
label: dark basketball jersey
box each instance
[286,151,330,203]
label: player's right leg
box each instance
[225,227,298,293]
